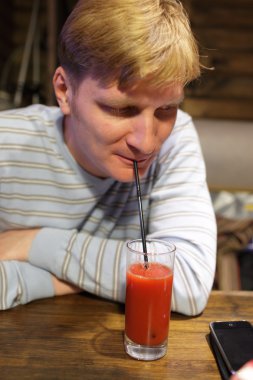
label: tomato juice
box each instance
[125,262,173,346]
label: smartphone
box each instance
[209,320,253,374]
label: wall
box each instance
[182,0,253,120]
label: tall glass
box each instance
[124,239,175,361]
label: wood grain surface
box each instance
[0,291,252,380]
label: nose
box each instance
[126,112,157,155]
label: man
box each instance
[0,0,216,315]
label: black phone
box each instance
[209,320,253,375]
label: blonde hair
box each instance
[59,0,200,89]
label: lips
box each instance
[116,153,155,168]
[116,155,134,165]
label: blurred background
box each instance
[0,0,252,119]
[0,0,74,109]
[0,0,252,290]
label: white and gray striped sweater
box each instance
[0,104,217,315]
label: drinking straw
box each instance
[133,160,149,266]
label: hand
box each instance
[0,229,40,262]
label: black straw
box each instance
[133,160,148,267]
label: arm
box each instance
[0,259,81,310]
[0,260,54,310]
[28,228,127,303]
[147,114,217,315]
[0,230,81,310]
[0,228,127,307]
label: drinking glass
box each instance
[124,238,176,361]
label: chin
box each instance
[111,167,148,183]
[109,168,135,183]
[112,173,135,183]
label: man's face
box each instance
[63,76,184,182]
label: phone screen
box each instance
[210,321,253,373]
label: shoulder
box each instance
[174,108,193,127]
[173,109,196,135]
[0,105,63,147]
[159,109,199,155]
[0,104,62,127]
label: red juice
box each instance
[125,262,173,346]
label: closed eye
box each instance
[99,104,139,118]
[154,105,178,120]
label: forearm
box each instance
[168,237,216,316]
[0,259,82,310]
[28,228,127,303]
[0,261,54,310]
[0,227,126,305]
[148,184,217,316]
[148,118,217,315]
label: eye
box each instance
[100,104,139,118]
[154,105,178,120]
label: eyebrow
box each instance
[96,99,133,108]
[96,92,185,109]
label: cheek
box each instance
[71,99,129,145]
[97,119,129,144]
[158,118,176,142]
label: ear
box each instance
[53,67,72,115]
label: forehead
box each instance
[77,76,184,106]
[125,80,184,103]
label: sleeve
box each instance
[147,115,217,315]
[29,228,128,303]
[0,260,54,310]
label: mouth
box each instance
[116,154,154,167]
[116,155,134,166]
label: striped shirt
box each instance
[0,104,217,315]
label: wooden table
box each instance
[0,291,252,380]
